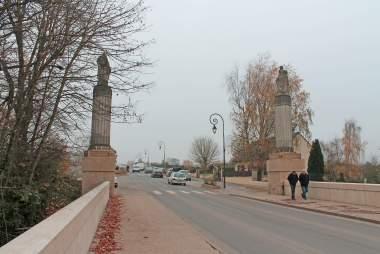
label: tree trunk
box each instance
[212,166,218,181]
[257,168,263,181]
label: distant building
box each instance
[292,132,312,170]
[183,160,193,169]
[167,158,180,166]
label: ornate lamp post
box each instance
[209,113,226,189]
[158,141,166,173]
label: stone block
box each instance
[266,152,305,195]
[81,149,116,196]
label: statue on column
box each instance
[97,52,111,86]
[267,65,305,196]
[276,66,290,95]
[82,52,116,196]
[90,52,112,148]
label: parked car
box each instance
[132,165,141,173]
[144,166,153,174]
[151,169,163,178]
[114,176,118,188]
[168,172,187,185]
[172,167,183,172]
[179,169,191,181]
[166,167,182,176]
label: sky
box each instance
[110,0,380,164]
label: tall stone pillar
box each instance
[82,53,116,196]
[90,85,112,149]
[266,66,305,195]
[275,94,292,152]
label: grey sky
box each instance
[110,0,380,164]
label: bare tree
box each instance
[0,0,150,243]
[321,137,343,180]
[190,137,220,178]
[321,120,366,181]
[0,0,151,185]
[227,54,313,178]
[342,119,366,179]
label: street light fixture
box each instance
[212,125,217,134]
[158,141,166,173]
[209,113,226,189]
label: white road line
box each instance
[192,190,204,195]
[153,190,162,195]
[165,190,176,195]
[204,190,215,194]
[180,190,191,194]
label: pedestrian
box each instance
[287,171,299,200]
[299,171,310,200]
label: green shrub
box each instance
[0,176,80,246]
[308,139,325,181]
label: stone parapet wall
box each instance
[226,177,268,191]
[308,182,380,208]
[0,182,110,254]
[229,178,380,208]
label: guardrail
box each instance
[0,181,110,254]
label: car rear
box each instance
[171,172,186,185]
[151,170,163,178]
[179,170,191,181]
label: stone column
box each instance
[82,53,116,196]
[266,66,306,196]
[90,85,112,149]
[274,95,292,152]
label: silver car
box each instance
[179,169,191,181]
[168,172,187,185]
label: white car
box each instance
[168,172,187,185]
[179,169,191,181]
[132,166,141,173]
[114,176,118,188]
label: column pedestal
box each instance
[81,149,116,196]
[266,152,305,196]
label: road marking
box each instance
[165,190,176,195]
[192,190,204,195]
[204,190,215,194]
[180,190,191,194]
[153,190,162,195]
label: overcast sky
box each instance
[110,0,380,164]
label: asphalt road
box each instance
[120,174,380,254]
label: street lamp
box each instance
[209,113,226,189]
[158,141,166,173]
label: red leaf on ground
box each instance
[89,195,123,254]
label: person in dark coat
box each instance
[299,171,310,200]
[287,171,299,200]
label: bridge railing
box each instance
[0,181,110,254]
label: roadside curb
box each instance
[229,193,380,225]
[202,184,221,189]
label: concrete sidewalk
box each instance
[116,187,220,254]
[221,178,380,224]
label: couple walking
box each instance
[287,171,309,200]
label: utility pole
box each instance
[159,141,166,173]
